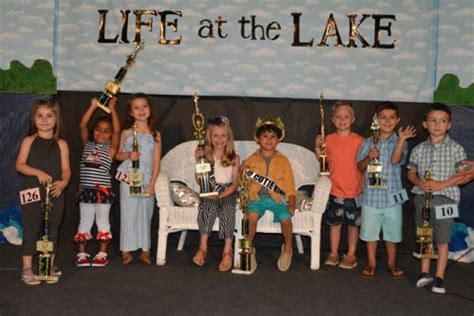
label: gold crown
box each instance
[254,117,285,141]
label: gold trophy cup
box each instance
[415,169,436,259]
[367,114,384,188]
[318,93,330,176]
[97,41,144,113]
[129,123,146,197]
[232,169,254,274]
[192,93,218,198]
[36,185,58,282]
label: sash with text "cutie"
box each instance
[208,164,227,193]
[245,170,286,196]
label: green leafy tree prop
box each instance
[0,59,56,94]
[434,74,474,106]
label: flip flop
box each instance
[218,252,233,272]
[361,266,376,278]
[21,268,41,285]
[192,249,207,267]
[388,266,405,279]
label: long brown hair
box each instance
[29,99,61,140]
[123,93,158,138]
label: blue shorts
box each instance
[360,204,402,243]
[325,195,361,226]
[248,196,291,223]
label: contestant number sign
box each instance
[19,187,41,205]
[435,204,459,220]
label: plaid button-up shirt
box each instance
[407,135,466,202]
[357,132,408,208]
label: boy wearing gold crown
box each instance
[242,117,296,272]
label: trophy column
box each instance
[129,123,145,197]
[415,169,436,259]
[192,93,218,198]
[232,170,255,274]
[318,92,329,176]
[367,114,384,189]
[36,185,58,283]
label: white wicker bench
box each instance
[154,140,331,270]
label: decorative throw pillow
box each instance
[170,181,200,207]
[295,191,313,212]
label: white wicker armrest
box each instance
[154,172,172,208]
[310,175,332,215]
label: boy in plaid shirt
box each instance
[407,103,467,294]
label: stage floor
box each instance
[0,240,473,315]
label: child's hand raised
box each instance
[398,126,417,141]
[36,170,52,186]
[109,98,117,112]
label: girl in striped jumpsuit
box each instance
[192,116,240,272]
[75,98,120,267]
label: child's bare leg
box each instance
[78,242,86,253]
[198,234,209,251]
[247,212,259,241]
[420,258,431,274]
[223,237,233,253]
[347,225,359,257]
[366,241,377,267]
[435,243,448,279]
[99,242,108,253]
[385,241,397,267]
[193,233,209,266]
[22,255,34,275]
[280,219,293,253]
[329,224,341,255]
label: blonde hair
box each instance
[204,123,236,167]
[29,99,61,140]
[331,101,355,117]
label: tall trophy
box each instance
[192,93,218,197]
[36,185,58,283]
[96,41,144,113]
[415,168,436,259]
[129,123,145,197]
[318,93,329,176]
[367,114,384,188]
[232,169,254,275]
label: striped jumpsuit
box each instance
[118,133,156,252]
[197,158,236,239]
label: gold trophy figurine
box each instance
[192,92,218,197]
[318,92,329,176]
[232,169,254,275]
[367,114,384,188]
[129,123,145,197]
[415,168,436,259]
[36,184,58,282]
[96,41,144,113]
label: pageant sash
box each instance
[208,164,227,193]
[245,170,286,196]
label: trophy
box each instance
[232,169,254,275]
[415,169,436,259]
[129,123,145,197]
[367,114,384,188]
[192,93,218,197]
[36,185,58,282]
[318,93,329,176]
[96,41,144,113]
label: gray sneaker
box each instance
[416,272,434,288]
[431,277,446,294]
[277,244,293,272]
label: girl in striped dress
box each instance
[192,116,240,272]
[115,93,161,265]
[75,98,120,267]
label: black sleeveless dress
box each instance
[21,136,64,255]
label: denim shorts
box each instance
[414,195,454,244]
[325,195,361,226]
[248,196,291,223]
[360,204,402,243]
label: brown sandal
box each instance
[218,252,233,272]
[361,266,376,278]
[388,266,405,278]
[138,251,151,264]
[192,249,207,267]
[121,252,134,266]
